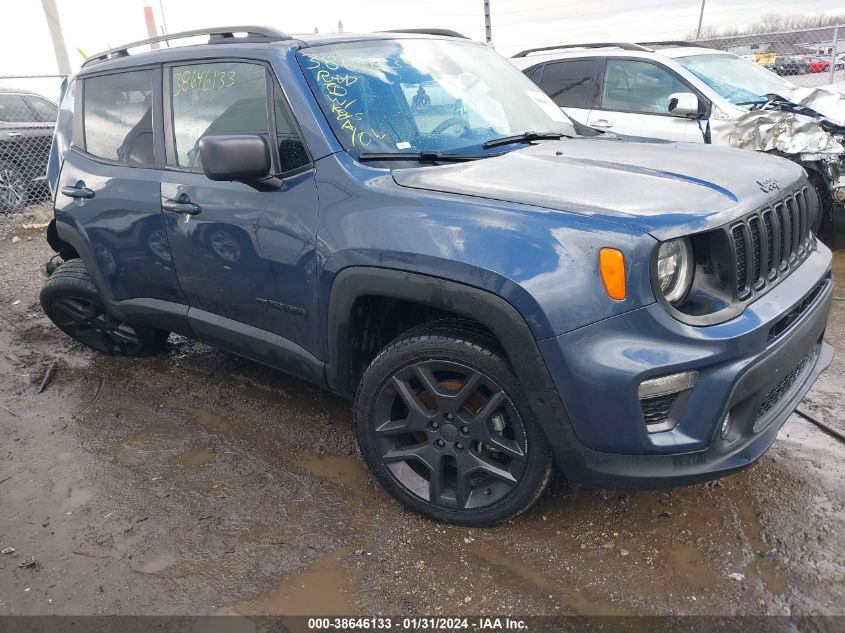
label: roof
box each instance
[77,26,480,75]
[0,87,44,96]
[510,43,727,69]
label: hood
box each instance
[392,138,805,239]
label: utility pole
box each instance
[143,6,159,48]
[831,26,839,84]
[158,0,169,35]
[484,0,493,46]
[695,0,706,40]
[41,0,71,75]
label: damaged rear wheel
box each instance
[40,259,169,356]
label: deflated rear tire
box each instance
[354,320,552,526]
[40,259,168,356]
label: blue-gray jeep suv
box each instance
[41,27,834,525]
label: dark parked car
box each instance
[0,88,57,212]
[41,27,833,525]
[765,55,810,76]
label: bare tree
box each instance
[686,12,845,40]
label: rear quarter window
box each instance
[83,70,154,164]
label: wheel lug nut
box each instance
[456,443,463,450]
[446,413,454,421]
[431,422,439,429]
[461,426,469,434]
[436,439,445,447]
[484,488,492,495]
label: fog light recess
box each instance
[720,412,732,440]
[638,371,697,433]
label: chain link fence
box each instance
[693,24,844,90]
[0,75,64,237]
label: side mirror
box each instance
[667,92,701,118]
[198,134,271,182]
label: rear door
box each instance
[159,59,321,362]
[589,58,706,142]
[54,68,186,313]
[535,58,600,126]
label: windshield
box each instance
[296,38,576,157]
[676,53,796,105]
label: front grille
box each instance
[733,225,747,296]
[641,392,678,427]
[754,350,816,430]
[732,187,815,301]
[767,278,826,342]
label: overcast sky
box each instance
[2,0,844,96]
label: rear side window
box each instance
[83,70,154,164]
[600,59,689,114]
[539,59,599,109]
[170,61,269,170]
[0,93,35,123]
[24,95,58,122]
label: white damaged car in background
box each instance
[512,43,845,244]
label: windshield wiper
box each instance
[358,151,481,163]
[482,130,564,149]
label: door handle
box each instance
[589,119,614,129]
[60,182,95,199]
[161,194,201,215]
[8,132,22,138]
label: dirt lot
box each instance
[0,216,843,620]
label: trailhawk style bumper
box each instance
[537,242,833,489]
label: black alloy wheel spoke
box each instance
[374,360,528,511]
[459,449,518,486]
[53,298,96,325]
[51,296,141,355]
[412,364,482,413]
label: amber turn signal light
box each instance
[599,248,626,301]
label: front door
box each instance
[590,58,706,142]
[159,59,320,358]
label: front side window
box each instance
[0,93,35,123]
[539,59,599,109]
[83,70,154,164]
[170,61,269,169]
[676,53,795,105]
[601,59,689,114]
[24,95,58,122]
[297,39,576,157]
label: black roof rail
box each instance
[512,42,653,58]
[383,28,469,39]
[82,26,292,68]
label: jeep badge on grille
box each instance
[757,178,781,193]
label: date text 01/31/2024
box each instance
[307,617,529,630]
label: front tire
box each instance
[354,320,552,526]
[40,259,168,356]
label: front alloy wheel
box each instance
[354,321,552,526]
[374,360,528,510]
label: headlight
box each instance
[657,238,693,304]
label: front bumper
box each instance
[536,242,834,489]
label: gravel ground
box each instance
[0,215,843,620]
